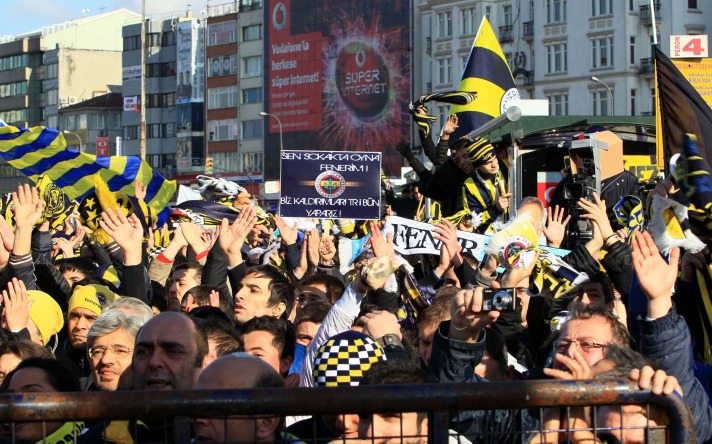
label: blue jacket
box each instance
[426,322,537,443]
[639,306,712,443]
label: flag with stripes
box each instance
[448,17,519,143]
[0,125,175,221]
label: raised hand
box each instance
[12,184,44,230]
[55,237,75,258]
[2,278,32,334]
[432,219,462,267]
[442,114,459,137]
[218,206,256,267]
[632,231,680,319]
[501,250,540,288]
[318,234,336,267]
[306,229,320,268]
[99,208,144,266]
[134,180,147,201]
[369,221,394,258]
[542,205,571,248]
[274,215,298,246]
[578,193,614,240]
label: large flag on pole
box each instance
[654,45,712,168]
[447,16,519,143]
[0,125,175,220]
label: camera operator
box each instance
[549,131,638,247]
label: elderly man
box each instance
[132,311,207,391]
[83,310,145,391]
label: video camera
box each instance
[562,134,607,249]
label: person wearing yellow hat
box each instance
[457,137,510,235]
[56,284,120,378]
[1,286,64,348]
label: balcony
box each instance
[522,21,534,40]
[639,58,654,77]
[640,2,661,25]
[499,25,513,43]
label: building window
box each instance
[0,81,27,98]
[46,63,58,79]
[163,123,175,138]
[503,5,513,26]
[147,61,176,78]
[591,0,613,16]
[242,24,262,41]
[688,0,697,9]
[461,7,477,35]
[209,55,237,77]
[241,120,262,139]
[436,57,452,85]
[436,11,452,38]
[629,0,635,11]
[548,93,569,116]
[46,90,58,106]
[242,87,263,104]
[546,0,566,23]
[592,90,611,116]
[208,86,238,109]
[208,21,237,46]
[89,114,106,130]
[0,54,28,72]
[65,115,76,130]
[0,109,26,124]
[146,123,162,139]
[485,6,492,20]
[212,151,239,173]
[161,31,176,46]
[592,36,614,68]
[208,119,238,141]
[241,152,263,172]
[629,36,636,64]
[546,41,567,73]
[630,88,637,116]
[123,35,140,51]
[242,56,262,78]
[146,33,161,47]
[123,125,140,140]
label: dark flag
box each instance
[654,45,712,167]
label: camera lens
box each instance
[492,291,512,311]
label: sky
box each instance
[1,0,210,37]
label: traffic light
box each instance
[205,157,214,174]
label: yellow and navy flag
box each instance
[448,17,519,143]
[613,195,645,241]
[0,125,175,223]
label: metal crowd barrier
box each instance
[0,379,696,443]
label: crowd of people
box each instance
[0,105,711,444]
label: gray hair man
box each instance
[85,310,145,391]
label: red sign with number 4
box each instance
[670,35,708,58]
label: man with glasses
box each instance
[552,304,632,369]
[84,309,146,391]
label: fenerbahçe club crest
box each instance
[315,171,346,198]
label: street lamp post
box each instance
[260,112,283,152]
[63,131,83,152]
[590,76,614,116]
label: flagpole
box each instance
[140,0,147,161]
[650,0,658,45]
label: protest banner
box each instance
[279,150,381,219]
[382,216,569,262]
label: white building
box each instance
[417,0,711,135]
